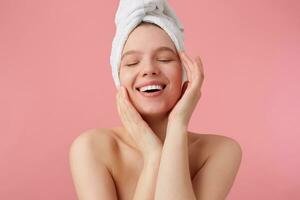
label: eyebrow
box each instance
[121,46,177,61]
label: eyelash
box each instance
[126,60,172,66]
[126,63,138,66]
[159,59,172,63]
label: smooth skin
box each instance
[116,48,204,200]
[69,23,242,200]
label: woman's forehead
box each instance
[123,24,176,52]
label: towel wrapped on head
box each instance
[110,0,187,88]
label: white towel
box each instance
[110,0,187,88]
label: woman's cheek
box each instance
[119,68,131,85]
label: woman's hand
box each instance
[116,86,163,159]
[168,51,205,129]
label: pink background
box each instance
[1,0,299,199]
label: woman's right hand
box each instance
[116,86,162,160]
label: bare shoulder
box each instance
[69,128,119,169]
[189,133,242,199]
[69,128,118,152]
[188,131,242,158]
[68,128,119,199]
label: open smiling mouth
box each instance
[136,85,167,97]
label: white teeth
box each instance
[139,85,163,92]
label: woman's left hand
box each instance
[167,51,205,129]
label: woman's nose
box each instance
[141,61,160,77]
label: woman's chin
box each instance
[131,97,176,117]
[137,105,170,117]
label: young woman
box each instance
[69,22,242,200]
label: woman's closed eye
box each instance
[125,62,139,66]
[125,59,173,66]
[158,59,173,63]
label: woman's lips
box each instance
[138,90,163,97]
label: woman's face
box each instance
[119,23,183,117]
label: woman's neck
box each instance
[141,113,169,144]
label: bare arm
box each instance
[69,128,163,200]
[154,127,242,200]
[192,138,242,200]
[154,125,197,200]
[132,154,161,200]
[69,132,118,200]
[150,52,204,199]
[116,86,164,199]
